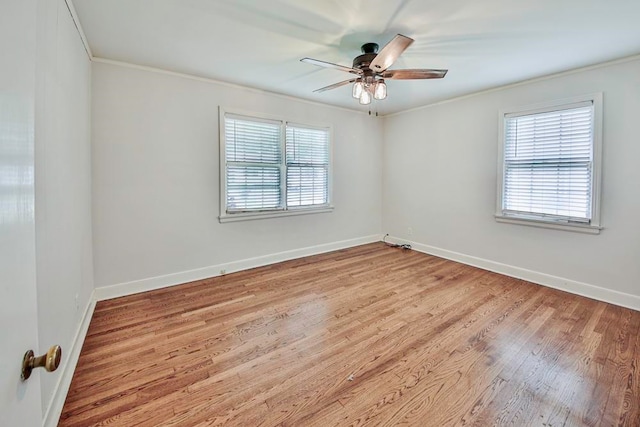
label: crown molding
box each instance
[63,0,93,59]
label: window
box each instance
[496,94,603,233]
[220,109,332,222]
[286,125,330,207]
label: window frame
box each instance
[495,93,603,234]
[219,107,333,223]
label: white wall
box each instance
[91,62,383,290]
[35,0,93,418]
[383,58,640,306]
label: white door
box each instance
[0,0,44,425]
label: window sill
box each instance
[495,215,602,234]
[219,206,334,223]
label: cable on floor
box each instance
[383,234,412,250]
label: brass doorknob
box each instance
[21,345,62,381]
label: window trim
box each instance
[495,93,603,234]
[219,107,334,223]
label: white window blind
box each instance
[224,114,282,212]
[220,110,332,220]
[286,125,329,207]
[502,102,594,223]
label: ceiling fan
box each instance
[301,34,447,105]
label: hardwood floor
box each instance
[59,243,640,426]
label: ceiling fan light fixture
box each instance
[374,79,387,100]
[352,80,363,98]
[302,34,447,104]
[359,89,372,105]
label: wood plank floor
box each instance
[59,243,640,426]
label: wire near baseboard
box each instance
[383,234,412,250]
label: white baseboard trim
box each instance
[43,291,96,427]
[95,235,382,301]
[386,236,640,312]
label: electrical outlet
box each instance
[407,227,413,236]
[75,293,80,311]
[220,269,226,275]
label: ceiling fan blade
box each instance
[382,69,448,80]
[313,78,357,93]
[369,34,414,73]
[301,58,362,75]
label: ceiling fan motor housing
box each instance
[353,42,380,71]
[353,53,377,71]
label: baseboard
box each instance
[386,236,640,312]
[95,235,382,301]
[43,291,96,427]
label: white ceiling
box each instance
[72,0,640,115]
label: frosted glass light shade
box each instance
[374,80,387,100]
[359,89,372,105]
[352,81,363,98]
